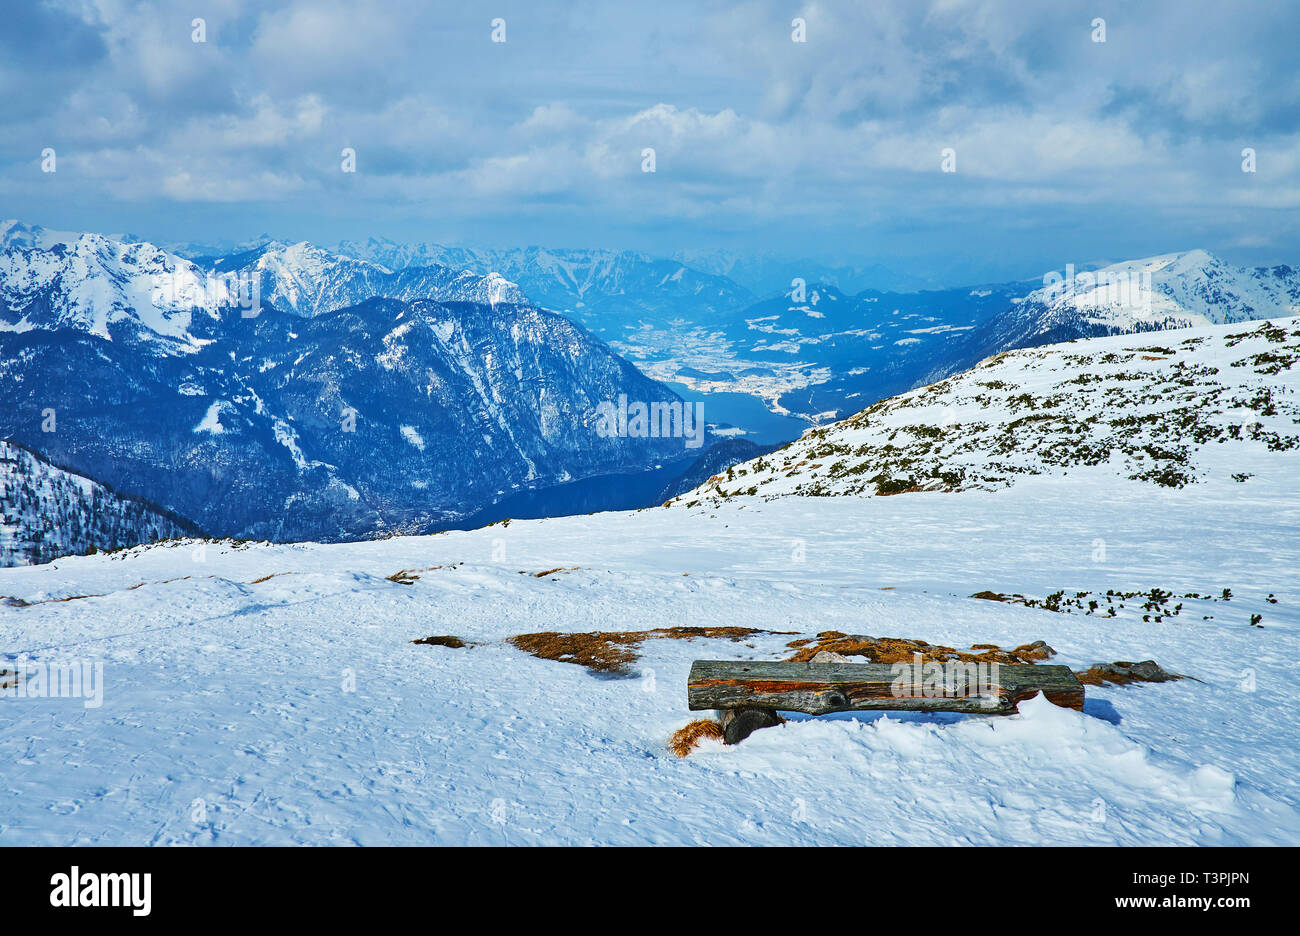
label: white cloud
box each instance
[5,0,1299,276]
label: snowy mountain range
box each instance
[1030,250,1300,332]
[334,238,756,334]
[0,224,528,342]
[212,240,526,315]
[338,238,931,300]
[175,230,1300,433]
[5,219,1298,560]
[0,223,691,547]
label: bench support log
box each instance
[690,659,1083,718]
[720,707,782,745]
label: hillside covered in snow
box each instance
[0,440,197,567]
[680,318,1300,503]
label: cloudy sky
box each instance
[3,0,1298,285]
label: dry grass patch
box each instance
[509,631,638,671]
[387,565,449,585]
[524,566,581,578]
[509,625,780,673]
[786,631,1056,665]
[669,719,725,757]
[1075,660,1185,686]
[788,632,1190,692]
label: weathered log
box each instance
[720,707,782,745]
[688,659,1083,716]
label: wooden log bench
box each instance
[688,659,1085,744]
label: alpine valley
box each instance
[332,235,1300,430]
[2,219,1298,566]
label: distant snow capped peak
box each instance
[1155,247,1217,274]
[478,271,518,307]
[0,224,530,344]
[245,239,526,316]
[0,227,236,345]
[0,219,82,251]
[1023,249,1299,333]
[935,249,1300,371]
[1091,248,1219,277]
[280,240,386,268]
[0,219,40,250]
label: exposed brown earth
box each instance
[1075,660,1186,686]
[508,625,784,673]
[785,631,1056,665]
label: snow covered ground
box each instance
[2,461,1298,845]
